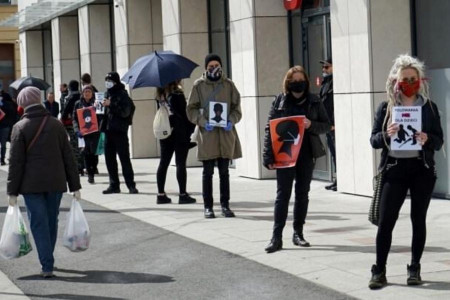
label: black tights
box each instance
[157,139,189,194]
[376,157,436,267]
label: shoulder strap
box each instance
[203,83,224,109]
[27,116,49,152]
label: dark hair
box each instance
[156,81,182,100]
[61,83,68,88]
[81,73,92,84]
[69,80,79,91]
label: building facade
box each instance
[1,0,449,198]
[0,0,19,91]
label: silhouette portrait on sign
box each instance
[276,120,300,157]
[83,108,93,130]
[394,124,409,143]
[212,103,224,123]
[407,124,418,145]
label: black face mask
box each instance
[288,81,307,93]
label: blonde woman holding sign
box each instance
[369,55,444,289]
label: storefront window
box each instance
[207,0,231,78]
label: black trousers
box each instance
[202,158,230,209]
[104,131,136,189]
[376,157,436,267]
[272,153,315,239]
[326,131,336,172]
[157,138,189,194]
[84,153,97,176]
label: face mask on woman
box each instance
[288,81,307,93]
[105,81,115,89]
[398,80,420,98]
[206,66,222,81]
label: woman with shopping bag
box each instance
[6,86,81,278]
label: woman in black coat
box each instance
[263,65,331,253]
[156,81,196,205]
[368,55,443,289]
[73,85,100,184]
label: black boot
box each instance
[204,208,215,219]
[293,232,310,247]
[221,207,235,218]
[407,263,422,285]
[368,264,387,289]
[88,174,95,184]
[325,179,337,190]
[179,194,196,204]
[157,194,172,204]
[265,238,282,253]
[102,186,121,194]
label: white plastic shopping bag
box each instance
[63,198,91,252]
[0,204,32,259]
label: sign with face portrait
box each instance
[269,115,305,168]
[76,106,99,136]
[209,101,228,127]
[94,92,105,114]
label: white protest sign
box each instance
[391,106,422,151]
[94,92,105,114]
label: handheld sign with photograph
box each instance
[94,92,105,114]
[76,106,99,136]
[391,106,422,151]
[269,115,305,168]
[209,101,227,127]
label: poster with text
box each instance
[94,92,105,114]
[391,106,422,151]
[209,101,228,127]
[76,106,99,136]
[269,115,305,168]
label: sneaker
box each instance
[40,271,55,279]
[407,263,422,286]
[221,207,235,218]
[368,265,387,289]
[179,194,196,204]
[157,194,172,204]
[129,187,139,194]
[102,186,121,194]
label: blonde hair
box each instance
[382,54,431,145]
[282,65,310,94]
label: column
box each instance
[331,0,411,196]
[52,16,80,101]
[78,4,112,88]
[19,30,44,79]
[161,0,208,166]
[114,0,163,158]
[228,0,290,178]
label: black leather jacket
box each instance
[263,92,331,167]
[370,100,444,171]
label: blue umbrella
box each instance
[122,50,199,88]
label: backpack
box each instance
[126,94,136,125]
[153,103,172,139]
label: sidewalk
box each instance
[2,157,450,299]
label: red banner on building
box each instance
[76,106,98,136]
[269,115,305,168]
[284,0,302,10]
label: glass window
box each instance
[207,0,231,78]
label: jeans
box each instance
[157,138,189,194]
[272,150,315,238]
[104,131,136,189]
[23,192,63,272]
[202,158,230,209]
[376,157,436,267]
[326,131,336,172]
[0,127,11,162]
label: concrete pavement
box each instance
[1,156,450,299]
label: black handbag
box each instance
[368,170,385,226]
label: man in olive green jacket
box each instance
[187,54,242,219]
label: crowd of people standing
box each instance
[1,53,444,289]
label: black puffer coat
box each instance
[101,84,134,133]
[370,100,444,170]
[263,92,331,167]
